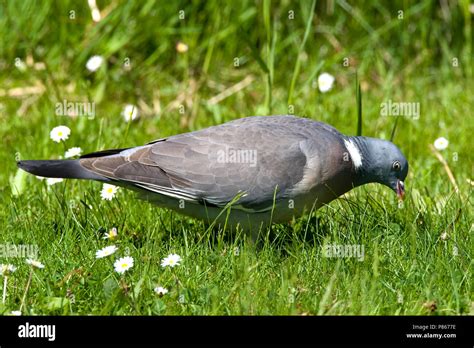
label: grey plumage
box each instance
[17,115,409,231]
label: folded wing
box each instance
[80,116,321,211]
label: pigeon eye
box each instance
[392,161,401,171]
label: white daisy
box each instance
[50,125,71,143]
[88,0,101,22]
[317,72,335,93]
[65,147,82,158]
[440,232,448,241]
[100,183,119,200]
[15,58,27,71]
[95,245,118,259]
[176,42,189,53]
[10,310,22,316]
[122,104,139,122]
[154,286,169,296]
[434,137,449,151]
[0,264,17,276]
[86,55,103,72]
[103,227,118,240]
[161,253,182,268]
[114,256,134,274]
[26,259,45,269]
[46,178,64,186]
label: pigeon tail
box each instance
[17,160,108,181]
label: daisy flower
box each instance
[46,178,64,186]
[26,259,45,269]
[154,286,169,296]
[176,42,189,53]
[103,227,118,240]
[15,58,27,71]
[88,0,101,22]
[86,55,103,72]
[95,245,118,259]
[434,137,449,151]
[65,147,82,158]
[100,183,119,200]
[0,264,17,276]
[114,256,134,274]
[317,72,335,93]
[122,104,139,122]
[10,310,22,316]
[161,254,182,268]
[50,125,71,143]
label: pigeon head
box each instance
[347,136,409,199]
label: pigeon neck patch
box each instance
[343,139,363,169]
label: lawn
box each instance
[0,0,472,315]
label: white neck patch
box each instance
[343,139,363,169]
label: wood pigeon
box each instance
[18,115,409,231]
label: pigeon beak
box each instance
[396,180,405,200]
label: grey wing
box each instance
[80,121,308,212]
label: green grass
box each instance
[0,0,472,315]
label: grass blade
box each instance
[288,0,317,106]
[356,72,363,136]
[389,117,399,142]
